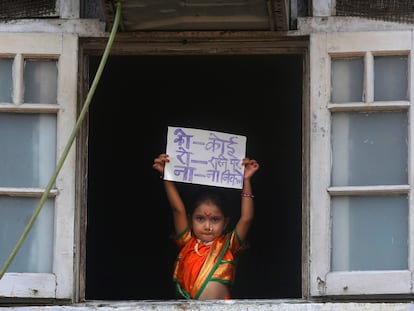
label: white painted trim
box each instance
[297,17,414,35]
[309,30,414,297]
[59,0,80,19]
[325,271,411,295]
[0,32,78,300]
[0,301,413,311]
[0,20,106,37]
[0,273,56,297]
[311,0,334,16]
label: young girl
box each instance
[153,153,260,300]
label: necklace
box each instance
[194,239,213,256]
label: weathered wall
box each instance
[2,301,414,311]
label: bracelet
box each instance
[241,193,254,198]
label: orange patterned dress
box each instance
[172,227,247,299]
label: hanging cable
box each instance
[0,1,122,279]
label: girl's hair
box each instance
[189,186,230,217]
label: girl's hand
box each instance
[153,153,169,175]
[242,158,260,179]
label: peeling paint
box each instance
[1,301,414,311]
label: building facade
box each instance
[1,0,414,310]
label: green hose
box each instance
[0,1,122,279]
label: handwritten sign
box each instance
[164,126,247,189]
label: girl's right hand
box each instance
[152,153,169,175]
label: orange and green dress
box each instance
[172,227,248,299]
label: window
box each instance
[83,53,304,300]
[310,31,413,296]
[0,33,77,300]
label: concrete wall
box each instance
[2,301,414,311]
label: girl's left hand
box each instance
[242,158,260,179]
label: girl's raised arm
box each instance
[235,158,259,242]
[153,154,188,234]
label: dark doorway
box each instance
[85,54,303,300]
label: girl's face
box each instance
[191,202,228,243]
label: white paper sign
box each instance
[164,126,247,189]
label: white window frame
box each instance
[0,32,78,300]
[309,30,414,297]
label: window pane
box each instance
[0,197,54,273]
[331,195,408,271]
[0,113,56,187]
[374,55,408,101]
[0,58,13,103]
[331,57,364,103]
[24,59,57,104]
[331,111,407,186]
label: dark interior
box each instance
[85,54,303,299]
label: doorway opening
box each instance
[85,54,303,300]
